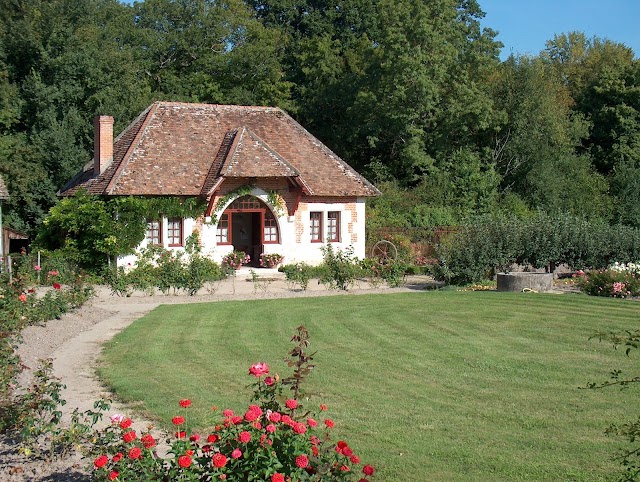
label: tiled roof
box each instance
[60,102,380,198]
[0,175,8,200]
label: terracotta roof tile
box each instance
[60,102,380,198]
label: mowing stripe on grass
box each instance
[98,292,639,481]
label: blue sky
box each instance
[479,0,640,60]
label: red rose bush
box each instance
[90,326,375,481]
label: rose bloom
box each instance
[244,409,259,422]
[231,415,243,425]
[178,455,192,468]
[122,431,137,443]
[266,424,276,433]
[108,471,119,481]
[249,362,269,377]
[222,409,234,417]
[340,465,350,472]
[141,434,156,449]
[264,376,275,386]
[190,433,201,442]
[110,414,124,424]
[112,452,123,463]
[295,455,309,468]
[172,416,185,425]
[312,445,319,457]
[53,283,61,290]
[285,399,298,410]
[268,412,281,423]
[94,455,109,468]
[231,448,242,459]
[128,447,142,459]
[363,464,375,476]
[18,293,27,303]
[320,404,328,411]
[271,474,285,482]
[307,418,318,428]
[293,422,307,434]
[175,431,186,439]
[212,453,228,468]
[119,418,132,429]
[207,434,219,443]
[179,399,192,408]
[350,454,361,464]
[324,419,335,428]
[34,265,41,271]
[238,431,251,443]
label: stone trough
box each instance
[496,272,554,292]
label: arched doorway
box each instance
[216,195,280,266]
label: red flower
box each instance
[350,455,361,464]
[231,415,243,425]
[108,471,119,481]
[295,455,309,468]
[141,434,156,449]
[172,416,185,425]
[268,412,281,423]
[179,399,191,408]
[128,447,142,459]
[119,418,132,429]
[190,433,200,442]
[293,422,307,434]
[231,448,242,459]
[18,293,27,303]
[238,431,251,443]
[271,474,285,482]
[363,464,375,476]
[244,409,259,422]
[207,434,219,443]
[212,453,227,468]
[324,419,335,428]
[266,424,276,433]
[340,465,350,472]
[175,431,186,439]
[320,404,328,411]
[312,445,319,457]
[94,455,109,468]
[178,455,192,468]
[222,409,234,417]
[122,431,136,443]
[202,444,211,453]
[307,418,318,428]
[53,283,61,290]
[112,453,123,463]
[249,362,269,377]
[264,376,275,386]
[285,399,298,410]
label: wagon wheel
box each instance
[371,240,398,263]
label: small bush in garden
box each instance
[89,326,376,481]
[319,244,361,290]
[578,267,640,298]
[281,262,312,291]
[360,258,407,287]
[222,250,250,271]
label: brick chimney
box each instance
[94,115,114,176]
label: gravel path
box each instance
[2,273,433,481]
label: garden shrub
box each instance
[434,212,640,285]
[281,262,313,291]
[578,263,640,298]
[89,326,376,482]
[319,244,361,290]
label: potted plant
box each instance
[260,253,284,268]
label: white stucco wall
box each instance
[118,191,367,268]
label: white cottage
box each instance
[60,102,380,267]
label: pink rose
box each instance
[249,362,269,377]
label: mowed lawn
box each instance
[98,291,639,481]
